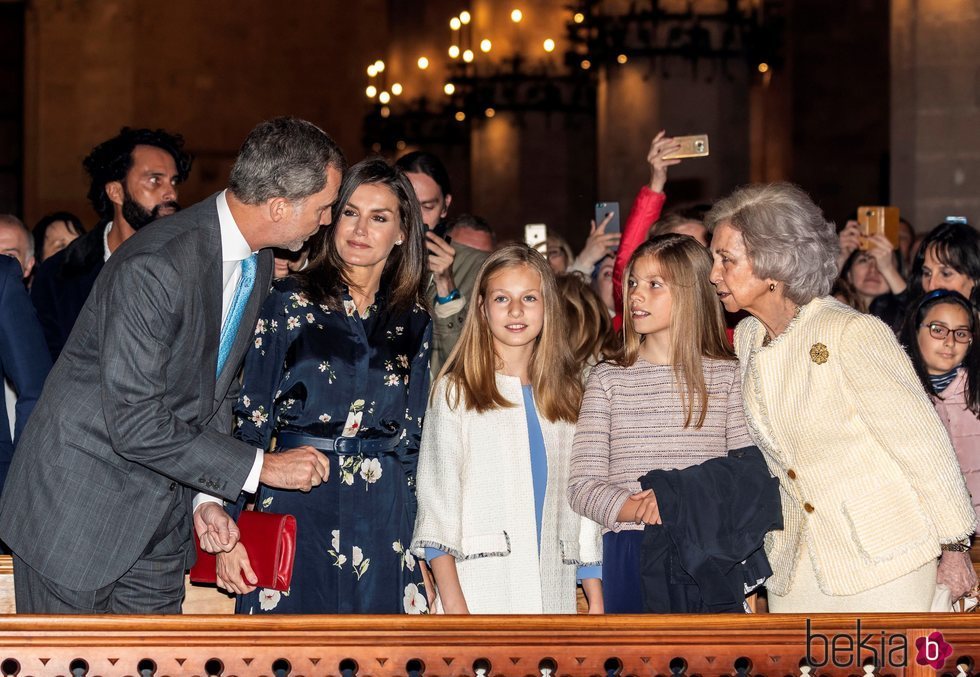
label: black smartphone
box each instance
[428,221,451,255]
[594,202,621,234]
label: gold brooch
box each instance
[809,343,829,365]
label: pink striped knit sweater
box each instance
[568,357,753,532]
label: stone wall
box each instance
[892,0,980,232]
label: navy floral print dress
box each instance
[233,278,432,614]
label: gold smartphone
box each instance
[857,206,900,249]
[662,134,710,160]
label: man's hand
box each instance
[216,542,258,595]
[426,231,457,297]
[259,445,329,491]
[647,131,682,194]
[194,502,240,553]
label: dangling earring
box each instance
[769,282,776,292]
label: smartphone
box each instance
[524,224,547,252]
[857,206,900,249]
[594,202,621,234]
[662,134,710,160]
[428,221,452,255]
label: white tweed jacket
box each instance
[411,374,603,614]
[734,296,976,596]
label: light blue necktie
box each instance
[216,253,257,377]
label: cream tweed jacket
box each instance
[411,374,603,613]
[735,296,976,596]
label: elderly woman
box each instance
[706,182,976,612]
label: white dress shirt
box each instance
[103,221,114,261]
[194,191,264,511]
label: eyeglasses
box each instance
[921,322,973,344]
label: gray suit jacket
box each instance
[0,194,272,591]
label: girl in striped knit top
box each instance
[568,234,767,613]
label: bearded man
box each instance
[31,127,192,360]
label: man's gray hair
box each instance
[229,117,346,205]
[705,183,838,305]
[0,213,33,259]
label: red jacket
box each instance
[613,186,665,332]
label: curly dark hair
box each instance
[83,127,193,221]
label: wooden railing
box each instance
[0,614,978,677]
[4,554,980,676]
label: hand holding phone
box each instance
[857,206,900,250]
[661,134,710,160]
[578,207,623,268]
[647,131,683,193]
[594,202,621,234]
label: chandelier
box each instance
[362,1,784,152]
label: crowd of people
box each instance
[0,116,977,616]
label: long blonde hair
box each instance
[437,244,583,422]
[617,234,734,428]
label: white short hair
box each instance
[705,183,838,305]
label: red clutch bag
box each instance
[190,511,297,592]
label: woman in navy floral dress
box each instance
[218,158,432,614]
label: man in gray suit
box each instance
[0,117,342,613]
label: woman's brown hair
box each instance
[437,244,583,422]
[617,234,734,428]
[556,272,620,368]
[297,157,428,315]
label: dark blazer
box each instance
[638,447,782,613]
[30,222,107,361]
[0,195,272,591]
[0,256,51,492]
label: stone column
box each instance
[891,0,980,230]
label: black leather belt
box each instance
[277,432,401,455]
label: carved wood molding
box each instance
[0,615,977,677]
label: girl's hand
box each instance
[216,542,257,595]
[428,554,470,613]
[837,220,861,271]
[647,131,682,194]
[615,489,660,524]
[574,214,621,270]
[867,233,907,293]
[867,233,896,274]
[440,598,471,614]
[582,578,604,614]
[627,488,661,525]
[419,560,437,608]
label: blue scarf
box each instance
[930,367,960,394]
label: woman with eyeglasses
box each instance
[902,290,980,525]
